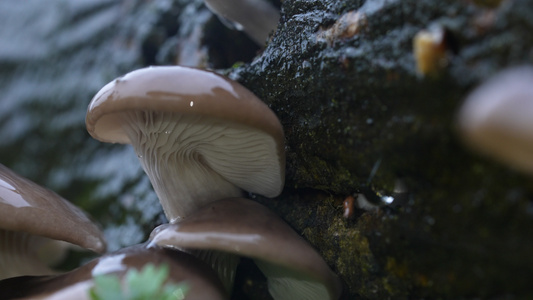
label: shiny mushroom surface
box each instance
[203,0,280,45]
[457,65,533,173]
[0,243,228,300]
[86,66,285,222]
[0,163,106,280]
[149,197,342,300]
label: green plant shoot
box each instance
[89,263,189,300]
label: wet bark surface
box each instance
[232,0,533,298]
[1,0,533,299]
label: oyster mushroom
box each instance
[86,66,285,222]
[203,0,280,45]
[149,197,343,300]
[457,66,533,173]
[0,164,106,280]
[0,243,227,300]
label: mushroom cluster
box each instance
[85,66,285,223]
[0,66,341,299]
[86,66,342,299]
[0,243,227,300]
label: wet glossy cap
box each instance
[0,244,228,300]
[203,0,280,45]
[87,66,283,148]
[149,198,342,300]
[0,164,106,253]
[457,66,533,173]
[86,66,285,219]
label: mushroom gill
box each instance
[86,66,285,222]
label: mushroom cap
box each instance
[457,66,533,173]
[149,197,342,300]
[0,163,106,253]
[86,66,285,198]
[0,243,228,300]
[203,0,280,45]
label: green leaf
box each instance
[126,264,169,298]
[89,264,189,300]
[90,274,123,300]
[162,283,190,300]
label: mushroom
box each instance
[203,0,280,45]
[413,25,449,76]
[457,66,533,173]
[86,66,285,222]
[149,197,343,300]
[0,243,228,300]
[0,163,106,280]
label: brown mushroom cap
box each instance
[86,66,285,222]
[0,164,105,252]
[149,197,342,300]
[86,67,283,147]
[203,0,280,45]
[0,243,228,300]
[0,163,106,279]
[457,66,533,173]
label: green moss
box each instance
[231,0,533,298]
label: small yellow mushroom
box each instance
[413,26,448,76]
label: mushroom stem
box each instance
[121,111,253,222]
[0,229,68,279]
[86,66,285,222]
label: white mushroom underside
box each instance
[0,229,69,280]
[255,260,331,300]
[191,249,240,293]
[121,111,281,222]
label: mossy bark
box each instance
[228,0,533,298]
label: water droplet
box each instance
[381,195,394,204]
[137,154,143,158]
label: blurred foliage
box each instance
[89,264,189,300]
